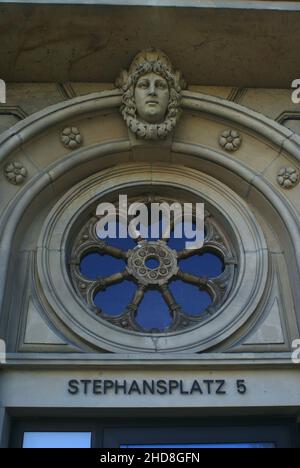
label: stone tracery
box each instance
[70,198,235,334]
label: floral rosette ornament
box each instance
[4,161,27,185]
[61,127,82,150]
[219,129,242,152]
[277,167,299,189]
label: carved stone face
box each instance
[134,72,170,124]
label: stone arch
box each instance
[0,90,299,352]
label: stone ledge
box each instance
[2,352,297,370]
[1,1,300,11]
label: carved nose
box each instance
[148,84,157,96]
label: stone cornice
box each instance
[1,1,300,12]
[1,352,297,371]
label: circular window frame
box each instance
[36,164,269,353]
[69,194,235,333]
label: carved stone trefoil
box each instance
[116,49,187,140]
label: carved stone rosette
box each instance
[61,127,82,150]
[277,167,299,189]
[4,161,28,185]
[219,129,242,152]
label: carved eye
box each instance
[137,81,149,90]
[156,81,168,90]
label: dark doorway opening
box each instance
[10,417,298,448]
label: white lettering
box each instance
[0,79,6,104]
[95,196,205,250]
[99,453,135,466]
[292,339,300,364]
[184,203,204,250]
[0,339,6,364]
[291,79,300,104]
[128,201,149,239]
[96,202,117,240]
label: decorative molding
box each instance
[36,164,268,353]
[0,1,299,12]
[57,83,77,100]
[226,88,248,104]
[0,90,300,357]
[276,111,300,126]
[3,353,297,370]
[1,89,299,163]
[3,161,27,185]
[0,106,28,120]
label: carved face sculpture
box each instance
[116,49,186,140]
[134,72,170,124]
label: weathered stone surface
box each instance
[0,3,300,88]
[24,299,67,346]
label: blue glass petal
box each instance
[136,291,172,331]
[80,252,126,280]
[179,252,224,279]
[94,281,136,316]
[169,281,212,317]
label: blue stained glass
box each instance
[94,281,136,316]
[145,258,160,270]
[135,291,172,331]
[180,252,224,279]
[106,236,136,251]
[169,281,212,316]
[80,252,126,280]
[79,217,222,328]
[167,235,186,251]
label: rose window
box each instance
[70,197,236,334]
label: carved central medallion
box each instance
[127,240,178,286]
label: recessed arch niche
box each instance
[0,90,299,354]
